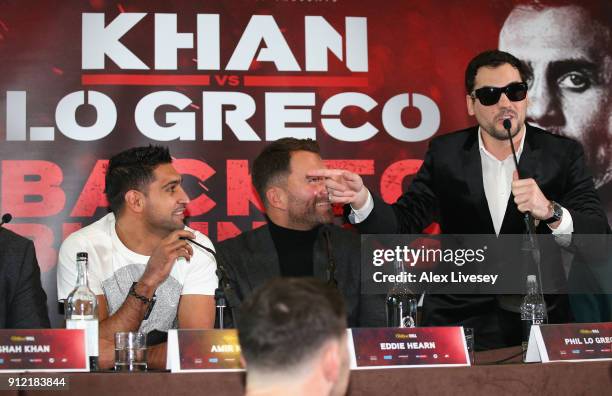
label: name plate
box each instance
[526,322,612,363]
[348,327,469,369]
[0,329,88,372]
[167,329,244,373]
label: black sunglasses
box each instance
[471,82,528,106]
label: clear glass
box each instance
[114,332,147,372]
[386,260,418,328]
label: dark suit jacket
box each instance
[0,228,50,328]
[354,124,610,350]
[217,223,386,328]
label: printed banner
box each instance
[0,329,88,372]
[349,327,469,368]
[167,329,243,372]
[0,1,610,326]
[526,323,612,363]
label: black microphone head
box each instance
[1,213,12,224]
[503,118,512,131]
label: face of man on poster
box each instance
[499,4,612,189]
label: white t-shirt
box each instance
[57,213,218,333]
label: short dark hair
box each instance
[251,138,320,206]
[237,277,347,372]
[465,50,529,94]
[105,145,172,214]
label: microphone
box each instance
[0,213,12,228]
[180,236,241,328]
[504,120,543,292]
[503,118,533,231]
[322,227,338,288]
[503,119,521,176]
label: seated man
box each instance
[0,225,50,328]
[238,277,350,396]
[57,145,217,369]
[217,138,385,327]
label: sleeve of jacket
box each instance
[8,240,51,328]
[358,293,387,327]
[353,140,439,234]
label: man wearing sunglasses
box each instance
[310,50,609,350]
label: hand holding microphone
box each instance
[504,120,552,222]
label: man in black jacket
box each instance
[310,50,610,350]
[217,138,385,328]
[0,227,50,328]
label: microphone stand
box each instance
[323,227,338,288]
[503,120,545,300]
[180,237,241,328]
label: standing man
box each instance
[0,226,50,328]
[311,50,609,349]
[217,138,385,328]
[499,2,612,221]
[57,146,217,369]
[238,277,350,396]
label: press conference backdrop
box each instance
[1,0,610,326]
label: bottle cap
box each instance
[77,252,88,259]
[527,274,536,283]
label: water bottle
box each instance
[65,252,99,370]
[520,274,547,359]
[386,260,417,328]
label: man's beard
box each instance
[483,120,521,141]
[287,196,334,228]
[145,209,185,235]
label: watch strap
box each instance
[544,201,562,224]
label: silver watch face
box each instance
[553,202,563,220]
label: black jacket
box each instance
[0,228,50,329]
[353,124,610,350]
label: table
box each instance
[11,347,612,396]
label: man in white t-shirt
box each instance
[57,146,218,369]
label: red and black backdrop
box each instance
[1,0,609,325]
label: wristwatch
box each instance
[544,201,563,224]
[129,282,156,320]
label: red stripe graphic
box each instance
[244,75,368,87]
[81,74,367,87]
[82,74,211,86]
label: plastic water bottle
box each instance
[520,274,547,359]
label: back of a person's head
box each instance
[237,277,347,375]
